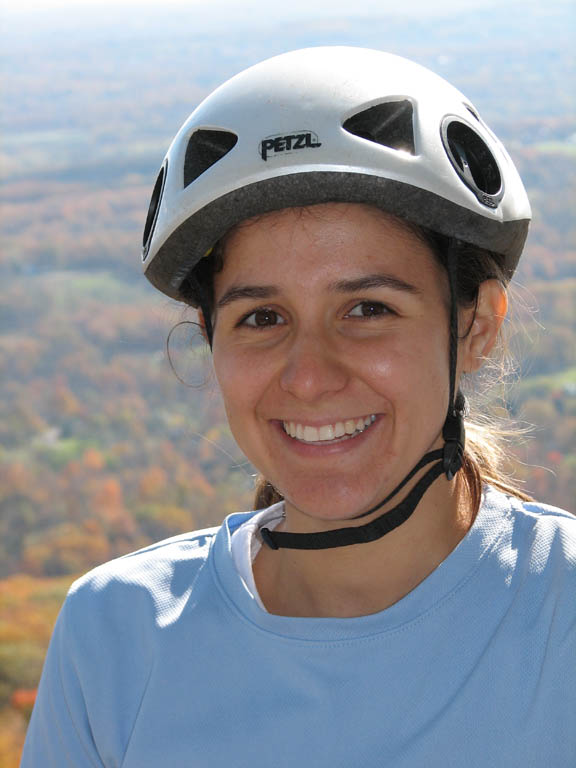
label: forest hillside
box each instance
[0,0,574,763]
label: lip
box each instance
[270,414,381,457]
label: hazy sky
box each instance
[1,0,545,19]
[3,0,572,46]
[1,0,496,9]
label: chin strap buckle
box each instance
[442,409,465,481]
[260,527,279,550]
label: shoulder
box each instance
[484,485,576,577]
[519,497,575,526]
[65,525,221,633]
[25,527,225,765]
[480,488,576,655]
[511,493,576,563]
[486,483,574,531]
[70,524,220,593]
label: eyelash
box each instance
[236,300,394,329]
[237,307,285,328]
[345,301,394,319]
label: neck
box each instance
[252,474,476,618]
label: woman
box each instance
[22,47,575,767]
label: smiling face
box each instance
[211,203,465,523]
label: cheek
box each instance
[360,331,448,400]
[212,346,274,426]
[213,349,247,415]
[366,340,450,454]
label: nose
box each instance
[279,331,349,402]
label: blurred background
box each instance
[0,0,574,762]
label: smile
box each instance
[282,414,377,444]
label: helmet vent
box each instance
[142,161,167,260]
[184,129,238,188]
[442,119,502,206]
[343,100,415,155]
[464,104,480,122]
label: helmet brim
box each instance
[146,170,529,304]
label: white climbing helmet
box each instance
[142,46,531,303]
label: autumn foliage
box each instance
[1,3,575,765]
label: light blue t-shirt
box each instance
[21,487,576,767]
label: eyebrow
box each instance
[216,272,421,309]
[329,273,421,295]
[217,285,278,309]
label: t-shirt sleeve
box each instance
[20,596,105,767]
[20,531,216,767]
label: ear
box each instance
[459,280,508,373]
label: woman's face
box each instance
[211,203,467,522]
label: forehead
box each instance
[215,203,444,292]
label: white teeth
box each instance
[334,422,346,438]
[318,424,335,441]
[282,415,377,443]
[303,425,318,442]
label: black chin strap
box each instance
[259,400,465,552]
[260,449,443,550]
[259,240,466,552]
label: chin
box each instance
[280,480,384,525]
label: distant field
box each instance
[516,367,576,396]
[0,3,574,765]
[534,142,576,156]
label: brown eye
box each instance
[347,301,391,318]
[241,308,285,328]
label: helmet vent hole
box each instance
[343,100,415,155]
[142,161,167,260]
[184,129,238,188]
[464,105,480,122]
[443,120,502,200]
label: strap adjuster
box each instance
[260,527,279,550]
[442,409,465,481]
